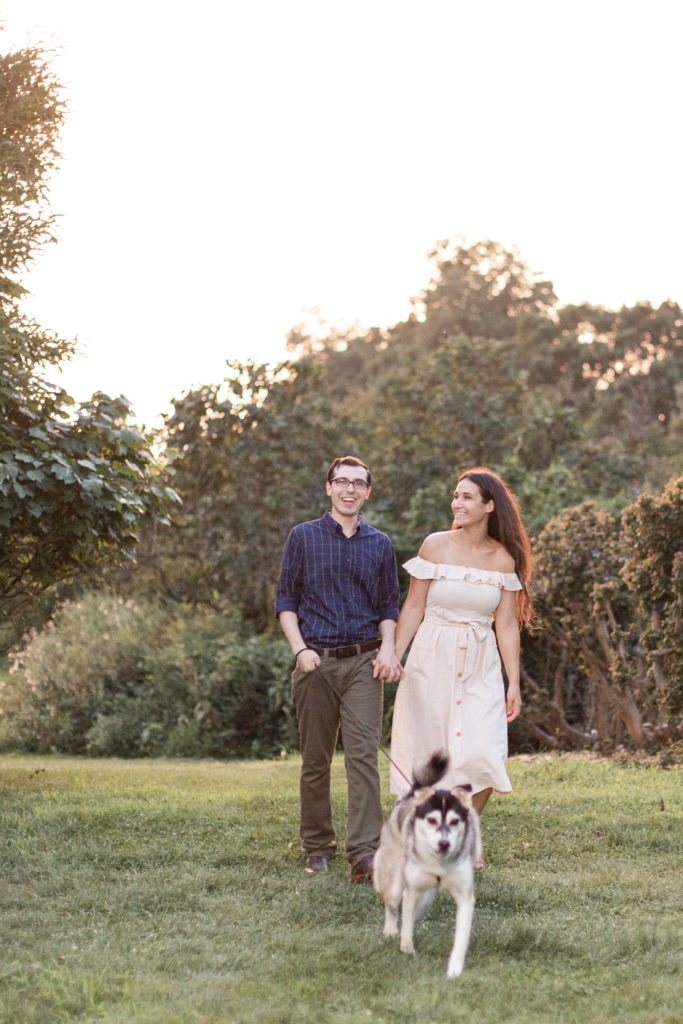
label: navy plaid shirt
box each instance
[275,510,400,647]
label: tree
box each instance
[365,333,526,539]
[0,385,179,644]
[0,44,65,306]
[416,238,557,345]
[145,358,356,632]
[0,42,179,652]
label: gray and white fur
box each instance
[373,750,482,977]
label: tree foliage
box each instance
[528,502,645,750]
[125,237,681,755]
[0,45,65,302]
[521,477,683,752]
[0,383,178,641]
[142,358,355,631]
[621,475,683,719]
[0,41,179,652]
[416,238,557,343]
[2,55,681,761]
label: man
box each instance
[276,456,403,882]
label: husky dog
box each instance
[373,750,482,978]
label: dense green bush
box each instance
[520,474,683,753]
[0,593,298,758]
[621,474,683,718]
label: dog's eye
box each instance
[426,814,440,826]
[446,813,461,826]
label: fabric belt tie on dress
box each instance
[423,615,492,682]
[306,638,382,659]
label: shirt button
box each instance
[456,700,461,706]
[457,672,463,677]
[456,731,461,737]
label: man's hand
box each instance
[296,648,321,673]
[372,646,403,683]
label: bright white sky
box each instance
[1,0,682,428]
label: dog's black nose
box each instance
[438,839,450,853]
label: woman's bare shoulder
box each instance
[418,532,453,559]
[418,532,516,574]
[489,540,516,574]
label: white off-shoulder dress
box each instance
[389,556,522,796]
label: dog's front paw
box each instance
[399,938,415,956]
[383,908,398,938]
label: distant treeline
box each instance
[4,240,680,758]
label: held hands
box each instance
[294,644,402,682]
[506,686,522,723]
[372,646,403,684]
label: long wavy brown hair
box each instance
[454,467,534,628]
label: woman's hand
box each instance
[506,686,522,722]
[372,648,403,683]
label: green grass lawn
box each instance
[0,752,680,1024]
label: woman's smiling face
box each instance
[451,478,493,527]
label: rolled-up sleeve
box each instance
[275,528,302,617]
[376,538,400,622]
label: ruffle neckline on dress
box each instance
[403,555,522,591]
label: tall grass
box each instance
[0,753,680,1024]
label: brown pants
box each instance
[291,650,383,865]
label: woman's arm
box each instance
[394,577,430,661]
[493,589,522,722]
[373,618,403,682]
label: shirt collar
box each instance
[322,508,365,536]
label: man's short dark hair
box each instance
[327,456,372,486]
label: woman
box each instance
[389,468,533,857]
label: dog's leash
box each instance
[306,660,413,788]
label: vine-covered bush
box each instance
[520,474,683,753]
[0,593,298,758]
[621,474,683,721]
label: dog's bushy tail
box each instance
[412,749,449,789]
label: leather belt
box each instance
[306,638,382,659]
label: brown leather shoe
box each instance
[304,854,329,874]
[350,854,374,883]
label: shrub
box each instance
[202,634,299,758]
[621,474,683,719]
[520,474,683,754]
[0,593,297,758]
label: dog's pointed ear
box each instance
[412,787,433,804]
[451,782,473,808]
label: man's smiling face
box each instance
[326,466,371,523]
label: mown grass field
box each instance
[0,752,680,1024]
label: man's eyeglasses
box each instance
[330,477,369,491]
